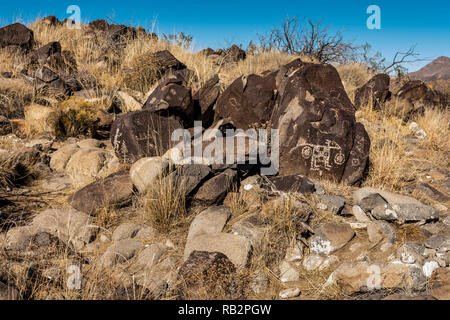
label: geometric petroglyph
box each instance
[300,140,345,172]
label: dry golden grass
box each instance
[337,63,372,103]
[416,107,450,161]
[143,177,187,233]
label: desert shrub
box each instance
[54,97,98,138]
[120,51,164,93]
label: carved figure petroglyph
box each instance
[300,140,345,173]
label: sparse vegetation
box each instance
[0,15,448,302]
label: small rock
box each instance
[130,157,170,194]
[135,243,166,269]
[279,288,301,299]
[184,233,252,269]
[231,214,267,248]
[251,270,269,295]
[423,261,440,278]
[302,254,324,271]
[318,195,345,214]
[310,223,355,255]
[352,205,371,223]
[100,239,144,268]
[279,261,300,283]
[186,206,231,242]
[397,243,425,265]
[367,221,397,245]
[424,234,450,252]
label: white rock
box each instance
[280,261,300,283]
[302,254,325,271]
[279,288,300,299]
[422,261,440,278]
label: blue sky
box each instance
[1,0,449,71]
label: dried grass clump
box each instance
[144,177,187,233]
[54,96,99,138]
[120,51,166,93]
[337,63,372,102]
[416,107,450,158]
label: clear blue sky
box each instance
[1,0,449,71]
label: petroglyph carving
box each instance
[300,140,345,172]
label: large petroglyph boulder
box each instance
[110,109,183,163]
[215,72,277,129]
[270,60,370,184]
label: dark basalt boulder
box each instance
[68,171,133,214]
[193,74,221,127]
[354,73,391,110]
[0,23,34,52]
[143,72,195,128]
[270,61,370,184]
[110,109,183,163]
[215,72,277,129]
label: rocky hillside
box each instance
[409,56,450,81]
[0,17,449,300]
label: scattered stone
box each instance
[176,251,239,299]
[100,239,144,268]
[279,288,301,299]
[112,223,149,242]
[164,164,211,197]
[354,187,439,223]
[397,243,425,265]
[424,234,449,252]
[184,233,252,269]
[134,243,166,269]
[6,208,95,251]
[327,261,426,294]
[302,254,325,271]
[186,206,231,242]
[422,260,440,278]
[231,214,267,248]
[251,270,269,295]
[130,157,170,194]
[279,261,300,283]
[193,169,238,205]
[352,205,371,223]
[367,221,397,245]
[318,195,345,214]
[270,175,316,194]
[68,171,133,214]
[310,223,355,255]
[50,144,80,173]
[66,147,120,188]
[284,242,304,263]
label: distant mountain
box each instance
[409,56,450,81]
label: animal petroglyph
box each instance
[300,140,345,173]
